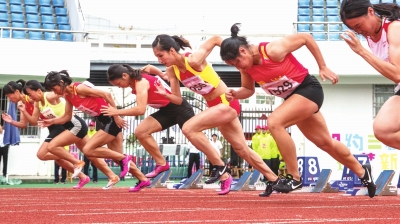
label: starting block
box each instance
[147,169,172,188]
[230,171,252,191]
[311,169,338,193]
[230,170,263,191]
[344,170,397,196]
[179,169,204,189]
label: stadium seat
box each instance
[28,31,42,40]
[328,33,340,41]
[60,32,73,41]
[327,15,339,22]
[9,0,22,5]
[312,33,325,40]
[27,14,40,23]
[370,0,379,3]
[312,24,325,32]
[298,15,311,22]
[297,24,310,32]
[10,4,23,14]
[38,0,51,7]
[326,0,338,8]
[24,0,37,6]
[12,30,26,39]
[58,24,70,30]
[56,15,69,24]
[298,8,310,16]
[27,22,40,28]
[0,3,6,13]
[52,0,65,8]
[41,15,54,24]
[0,20,7,26]
[312,16,324,22]
[328,24,340,32]
[326,8,338,16]
[381,0,393,3]
[55,7,67,16]
[11,21,24,27]
[312,0,324,8]
[25,5,38,14]
[40,6,52,15]
[342,24,350,31]
[312,8,324,16]
[0,0,6,4]
[42,22,55,29]
[298,0,310,8]
[11,13,24,22]
[44,31,57,40]
[0,12,7,21]
[1,29,10,38]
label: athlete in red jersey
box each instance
[102,64,197,191]
[152,34,278,195]
[219,23,375,197]
[42,70,149,191]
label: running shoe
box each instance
[128,179,151,192]
[218,174,233,195]
[119,154,132,178]
[359,164,376,198]
[272,174,302,193]
[72,160,85,178]
[205,165,228,184]
[259,178,279,197]
[102,176,120,190]
[145,163,170,178]
[72,176,90,189]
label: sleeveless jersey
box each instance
[39,92,65,119]
[172,52,221,95]
[23,95,46,119]
[131,74,171,109]
[65,81,108,117]
[245,42,309,98]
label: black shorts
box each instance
[285,74,324,110]
[45,124,65,143]
[63,115,88,139]
[395,88,400,96]
[96,114,122,137]
[150,98,195,130]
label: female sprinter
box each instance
[219,24,376,198]
[2,80,90,189]
[42,71,149,192]
[151,35,278,196]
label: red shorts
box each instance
[206,93,241,115]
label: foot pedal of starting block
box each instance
[179,169,204,189]
[230,172,252,191]
[311,169,338,193]
[375,170,397,196]
[147,169,171,188]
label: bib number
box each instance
[41,108,57,119]
[260,76,299,98]
[181,76,214,95]
[76,105,99,116]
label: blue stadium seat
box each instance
[342,24,350,31]
[10,0,22,5]
[0,20,8,27]
[25,5,38,14]
[312,24,325,32]
[381,0,393,3]
[298,0,310,8]
[326,8,338,16]
[27,14,40,23]
[44,32,57,40]
[24,0,37,6]
[40,6,52,15]
[328,24,340,32]
[370,0,379,3]
[312,0,324,8]
[42,22,55,29]
[55,7,67,16]
[327,15,339,22]
[29,31,42,40]
[38,0,51,7]
[328,33,340,41]
[56,15,68,24]
[27,22,40,28]
[312,16,324,22]
[1,29,10,38]
[58,24,70,30]
[298,8,310,16]
[10,4,23,13]
[0,0,6,4]
[312,8,324,16]
[12,30,25,39]
[41,15,54,24]
[326,0,338,8]
[11,13,24,22]
[0,3,7,13]
[60,32,73,41]
[297,24,310,32]
[52,0,65,8]
[298,15,311,22]
[312,33,325,40]
[0,12,7,21]
[11,21,24,27]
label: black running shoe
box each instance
[259,178,279,197]
[272,174,302,193]
[205,165,228,184]
[359,164,376,198]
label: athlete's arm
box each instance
[45,91,62,104]
[41,100,73,127]
[188,35,223,68]
[155,66,183,105]
[2,112,28,128]
[226,70,255,100]
[141,64,168,81]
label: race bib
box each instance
[41,108,57,119]
[181,75,214,95]
[76,104,99,116]
[156,77,171,93]
[260,76,299,98]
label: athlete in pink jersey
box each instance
[341,1,400,167]
[101,64,196,192]
[219,23,376,198]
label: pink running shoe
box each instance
[218,174,233,195]
[73,176,90,189]
[119,154,132,178]
[145,163,170,178]
[128,179,151,192]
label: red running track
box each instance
[0,187,399,223]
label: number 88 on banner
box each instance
[297,157,321,186]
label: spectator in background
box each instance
[251,125,262,151]
[256,126,271,181]
[0,125,9,178]
[187,141,201,178]
[83,121,98,183]
[54,145,70,184]
[265,126,280,176]
[209,134,223,174]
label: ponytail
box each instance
[43,70,73,91]
[3,79,25,95]
[152,34,192,52]
[220,23,249,61]
[107,64,143,81]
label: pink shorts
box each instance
[206,93,241,115]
